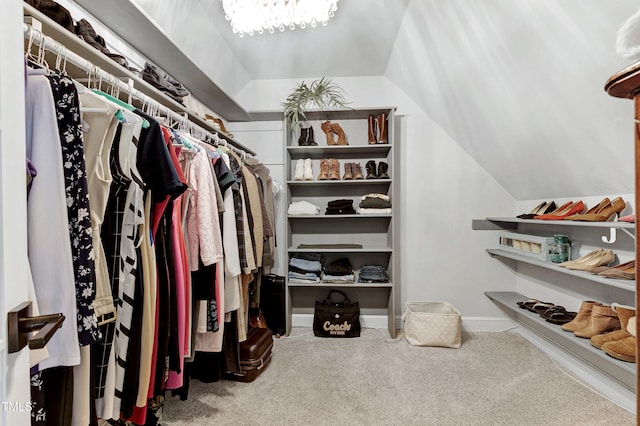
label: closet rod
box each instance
[22,23,255,158]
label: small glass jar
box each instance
[550,234,571,263]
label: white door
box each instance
[0,1,33,425]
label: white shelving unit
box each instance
[476,217,637,392]
[284,107,399,337]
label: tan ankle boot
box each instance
[318,159,329,180]
[352,162,364,180]
[329,159,340,180]
[574,304,620,339]
[321,121,337,145]
[562,301,601,332]
[376,113,388,144]
[602,316,636,362]
[591,305,636,349]
[343,162,353,180]
[331,123,348,145]
[368,115,377,144]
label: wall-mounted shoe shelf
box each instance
[485,291,636,392]
[284,107,399,337]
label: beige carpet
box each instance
[162,329,636,426]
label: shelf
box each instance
[486,249,635,292]
[287,145,392,160]
[72,0,252,122]
[288,282,393,288]
[287,179,391,186]
[485,291,636,391]
[23,4,255,155]
[288,246,393,253]
[478,217,636,230]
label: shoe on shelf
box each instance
[343,162,353,180]
[329,159,340,180]
[331,123,348,145]
[540,306,577,325]
[561,301,601,332]
[321,121,337,145]
[376,113,388,144]
[568,197,626,222]
[377,162,390,179]
[591,304,636,349]
[602,334,637,363]
[303,158,314,180]
[619,213,635,223]
[352,162,364,180]
[365,160,377,179]
[517,201,556,219]
[318,159,329,180]
[565,249,615,272]
[293,159,304,181]
[534,201,585,220]
[368,115,377,144]
[298,126,310,146]
[558,249,603,268]
[565,197,610,220]
[597,260,636,280]
[573,304,620,339]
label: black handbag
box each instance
[313,290,361,338]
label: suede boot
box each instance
[321,121,336,145]
[303,158,314,180]
[294,159,304,181]
[298,126,309,146]
[561,301,601,332]
[329,159,340,180]
[602,316,636,363]
[377,161,389,179]
[318,159,329,180]
[365,160,377,179]
[574,304,620,339]
[376,112,388,144]
[331,123,348,145]
[343,162,353,180]
[353,163,364,180]
[368,115,377,144]
[591,305,636,349]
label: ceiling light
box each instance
[220,0,339,37]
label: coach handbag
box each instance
[313,290,361,338]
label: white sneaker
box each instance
[294,159,304,180]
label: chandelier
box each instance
[220,0,339,37]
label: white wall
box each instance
[234,76,517,326]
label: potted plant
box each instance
[282,77,351,131]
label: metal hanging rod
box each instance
[22,22,255,157]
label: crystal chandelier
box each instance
[220,0,339,37]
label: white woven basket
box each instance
[402,302,462,348]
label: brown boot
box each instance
[368,115,377,144]
[328,159,340,180]
[591,305,636,349]
[602,316,636,362]
[377,161,389,179]
[561,301,600,332]
[376,113,388,144]
[321,121,336,145]
[331,123,348,145]
[365,160,377,179]
[352,162,364,180]
[317,159,329,180]
[343,162,353,180]
[574,304,620,339]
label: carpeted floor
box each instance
[162,329,636,426]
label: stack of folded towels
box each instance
[326,199,356,215]
[288,253,323,284]
[322,258,355,284]
[357,193,392,215]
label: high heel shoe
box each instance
[565,197,610,220]
[517,201,556,219]
[534,201,585,220]
[571,197,626,222]
[597,260,636,280]
[558,249,604,268]
[565,249,615,271]
[321,121,337,145]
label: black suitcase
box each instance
[260,274,286,335]
[224,327,273,383]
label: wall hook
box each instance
[602,228,616,244]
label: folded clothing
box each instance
[322,274,355,283]
[288,200,320,215]
[358,265,389,283]
[361,193,390,202]
[359,197,392,209]
[289,252,324,273]
[357,208,392,215]
[288,277,321,284]
[326,199,356,215]
[324,257,353,276]
[141,62,190,104]
[288,271,321,280]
